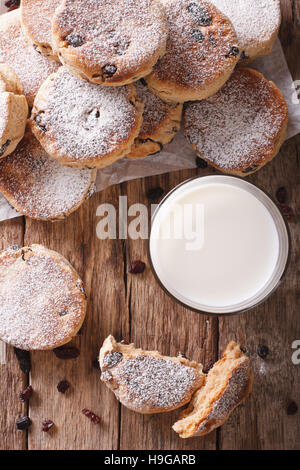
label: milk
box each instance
[150,177,288,314]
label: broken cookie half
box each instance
[99,335,205,414]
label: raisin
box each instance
[146,187,164,201]
[191,29,205,43]
[58,310,69,316]
[240,50,250,61]
[33,44,42,55]
[114,41,130,55]
[276,187,288,204]
[280,204,294,221]
[53,346,80,360]
[196,156,208,168]
[187,2,212,26]
[57,380,70,393]
[102,65,117,78]
[203,360,215,374]
[241,164,259,174]
[66,34,84,48]
[225,47,240,58]
[35,114,47,133]
[82,409,101,424]
[16,416,32,430]
[287,401,298,415]
[0,139,11,157]
[5,0,20,11]
[128,260,146,274]
[14,348,31,374]
[76,281,87,298]
[42,419,54,432]
[103,351,123,368]
[19,385,33,402]
[257,344,269,359]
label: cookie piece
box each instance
[0,10,60,107]
[0,127,96,221]
[30,67,144,169]
[0,245,87,350]
[184,68,288,176]
[173,342,253,438]
[20,0,61,61]
[127,80,183,159]
[99,335,205,414]
[211,0,281,63]
[51,0,168,86]
[145,0,240,103]
[0,65,28,159]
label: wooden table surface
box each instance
[0,0,299,451]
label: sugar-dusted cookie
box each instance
[51,0,168,85]
[173,342,253,438]
[0,245,87,350]
[127,80,183,158]
[30,67,144,169]
[0,127,96,221]
[0,64,28,159]
[146,0,240,103]
[211,0,281,63]
[0,10,60,107]
[184,68,288,176]
[21,0,61,61]
[99,335,205,414]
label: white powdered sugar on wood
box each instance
[184,68,286,170]
[135,81,168,137]
[0,11,59,106]
[0,247,85,350]
[0,132,95,220]
[211,0,281,53]
[36,68,138,162]
[112,354,198,410]
[152,0,238,88]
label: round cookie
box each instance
[0,127,96,221]
[30,67,144,169]
[51,0,168,85]
[20,0,61,61]
[127,80,183,159]
[184,68,288,176]
[211,0,281,63]
[0,244,87,350]
[100,335,205,414]
[145,0,240,103]
[0,10,60,107]
[0,65,28,159]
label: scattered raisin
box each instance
[102,64,117,78]
[241,164,259,174]
[191,29,205,43]
[257,344,269,359]
[66,34,84,47]
[42,419,54,432]
[57,380,70,394]
[53,346,80,360]
[240,51,250,61]
[276,187,288,204]
[5,0,20,11]
[225,47,240,58]
[196,156,208,168]
[128,260,146,274]
[146,187,164,201]
[92,358,101,370]
[114,41,130,55]
[16,416,32,430]
[14,348,31,374]
[19,386,33,403]
[287,401,298,415]
[187,2,212,26]
[279,204,294,221]
[82,409,101,424]
[203,360,215,374]
[0,139,11,157]
[35,114,47,133]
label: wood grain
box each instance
[0,0,299,450]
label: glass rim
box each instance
[148,175,291,317]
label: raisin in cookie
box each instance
[99,335,205,414]
[0,245,87,350]
[173,342,253,438]
[51,0,168,86]
[0,127,96,221]
[30,67,144,169]
[0,10,59,107]
[21,0,61,61]
[146,0,240,103]
[184,68,288,176]
[211,0,281,63]
[0,65,28,159]
[127,80,183,159]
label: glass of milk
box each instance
[149,175,289,315]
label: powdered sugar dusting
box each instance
[152,0,238,88]
[184,68,287,170]
[211,0,281,54]
[0,246,86,350]
[33,68,140,163]
[0,10,59,106]
[0,131,95,220]
[135,81,168,137]
[21,0,61,47]
[0,93,9,138]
